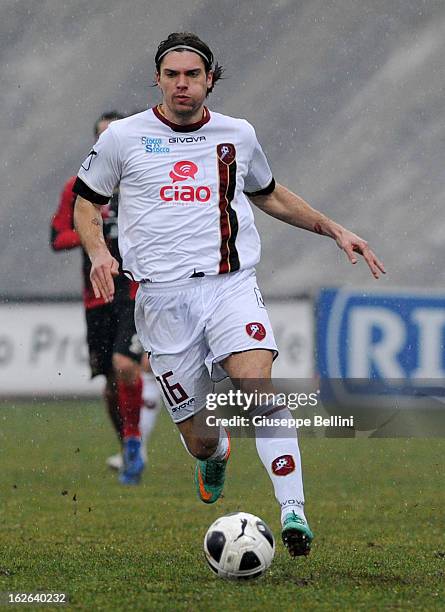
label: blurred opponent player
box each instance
[73,35,385,554]
[51,111,160,484]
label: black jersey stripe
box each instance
[217,144,240,274]
[226,160,239,272]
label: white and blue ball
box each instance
[204,512,275,580]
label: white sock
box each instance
[180,433,194,457]
[208,427,229,461]
[142,371,161,409]
[139,405,159,443]
[254,407,306,525]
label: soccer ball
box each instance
[204,512,275,580]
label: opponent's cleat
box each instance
[194,436,231,504]
[281,512,314,557]
[106,452,123,471]
[119,437,144,485]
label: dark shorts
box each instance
[85,300,144,378]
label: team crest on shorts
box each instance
[245,322,266,341]
[272,455,296,476]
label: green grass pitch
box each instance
[0,400,444,610]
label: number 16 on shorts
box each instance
[155,371,196,418]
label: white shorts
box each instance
[135,269,278,423]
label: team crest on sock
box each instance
[271,454,295,476]
[245,322,266,341]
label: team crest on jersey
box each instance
[245,322,266,341]
[217,143,236,165]
[169,160,198,182]
[272,455,296,476]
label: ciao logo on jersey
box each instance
[160,160,211,203]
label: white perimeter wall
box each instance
[0,300,314,397]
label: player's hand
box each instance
[335,229,386,279]
[90,250,119,302]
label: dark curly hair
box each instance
[155,32,223,95]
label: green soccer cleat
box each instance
[194,436,231,504]
[281,511,314,557]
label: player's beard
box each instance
[169,95,205,121]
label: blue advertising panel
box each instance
[317,288,445,383]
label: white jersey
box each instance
[76,107,274,283]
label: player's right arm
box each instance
[73,123,122,301]
[74,195,119,302]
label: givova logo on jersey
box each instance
[160,160,211,203]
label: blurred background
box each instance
[2,0,444,298]
[1,0,445,402]
[0,6,443,605]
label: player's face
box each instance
[156,51,213,124]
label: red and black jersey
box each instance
[51,176,138,309]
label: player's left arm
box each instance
[249,182,386,279]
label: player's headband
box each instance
[156,45,213,68]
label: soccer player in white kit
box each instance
[73,33,385,557]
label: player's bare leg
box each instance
[178,408,231,504]
[178,408,221,458]
[113,353,144,485]
[222,349,314,557]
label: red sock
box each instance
[117,377,143,439]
